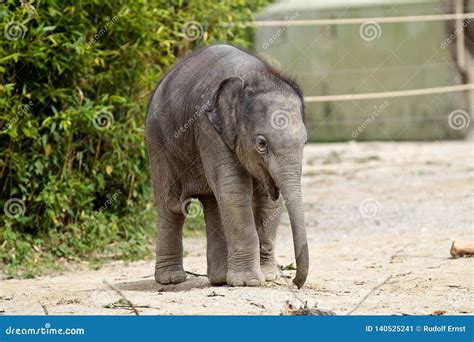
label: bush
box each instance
[0,0,269,277]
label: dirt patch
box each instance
[1,141,473,315]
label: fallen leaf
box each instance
[280,263,296,271]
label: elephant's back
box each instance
[148,44,264,118]
[146,44,264,152]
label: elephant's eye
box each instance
[254,135,268,153]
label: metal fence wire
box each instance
[251,5,474,141]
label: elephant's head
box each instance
[207,76,308,288]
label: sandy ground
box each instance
[1,141,473,315]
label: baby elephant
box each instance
[145,44,308,288]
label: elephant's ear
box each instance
[206,77,244,151]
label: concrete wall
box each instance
[255,1,471,141]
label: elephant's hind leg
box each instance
[150,146,187,285]
[154,207,187,284]
[201,195,228,285]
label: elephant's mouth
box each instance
[270,185,280,201]
[268,176,280,201]
[258,166,280,201]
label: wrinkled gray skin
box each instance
[145,44,308,288]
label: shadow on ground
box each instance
[115,276,210,292]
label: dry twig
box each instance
[103,280,139,315]
[185,271,206,277]
[40,302,49,315]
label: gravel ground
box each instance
[1,141,473,315]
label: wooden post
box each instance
[455,0,466,71]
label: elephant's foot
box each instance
[208,267,227,285]
[206,241,228,285]
[154,264,187,285]
[207,258,228,285]
[261,260,279,281]
[225,241,264,286]
[226,268,265,287]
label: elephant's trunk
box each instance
[276,165,309,289]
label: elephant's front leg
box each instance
[216,173,264,286]
[201,195,228,285]
[253,184,282,281]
